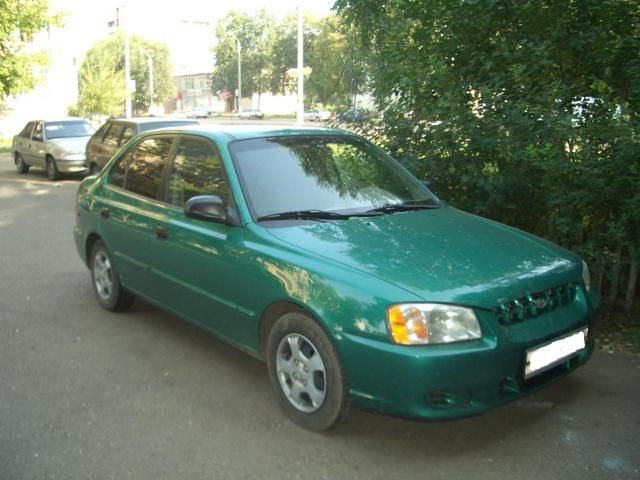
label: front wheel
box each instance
[90,240,135,311]
[15,153,29,174]
[267,312,350,431]
[46,156,60,181]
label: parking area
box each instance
[0,152,638,480]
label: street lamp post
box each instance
[117,6,132,118]
[236,37,242,114]
[296,2,304,125]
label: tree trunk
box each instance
[607,246,622,304]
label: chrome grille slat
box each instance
[495,283,579,324]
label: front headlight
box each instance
[582,260,591,292]
[387,303,482,345]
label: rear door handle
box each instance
[100,208,110,219]
[155,226,168,240]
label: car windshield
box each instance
[45,121,95,139]
[230,135,438,220]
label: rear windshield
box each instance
[138,121,198,133]
[45,121,95,139]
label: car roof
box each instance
[108,117,198,125]
[139,124,353,141]
[27,118,89,123]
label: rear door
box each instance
[27,122,46,167]
[14,122,35,162]
[94,135,176,298]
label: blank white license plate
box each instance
[524,328,587,379]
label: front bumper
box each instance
[339,292,598,420]
[57,158,88,174]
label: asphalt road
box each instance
[0,152,639,480]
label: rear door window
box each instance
[32,122,44,142]
[120,126,135,146]
[103,123,125,147]
[19,122,35,138]
[109,136,175,200]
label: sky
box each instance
[48,0,335,74]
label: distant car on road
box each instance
[85,117,199,174]
[12,118,95,180]
[336,108,367,123]
[186,107,209,119]
[238,109,264,120]
[304,110,332,122]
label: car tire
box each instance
[90,240,135,312]
[15,153,29,174]
[267,312,350,431]
[46,156,60,181]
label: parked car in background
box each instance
[304,110,332,122]
[74,124,598,431]
[12,118,95,180]
[336,108,367,123]
[186,107,209,119]
[238,109,264,120]
[85,117,199,174]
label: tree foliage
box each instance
[211,10,367,109]
[76,32,174,116]
[336,0,640,270]
[0,0,52,98]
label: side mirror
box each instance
[184,195,227,224]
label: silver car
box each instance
[12,118,95,180]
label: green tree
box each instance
[211,10,276,109]
[77,32,174,116]
[336,0,640,273]
[0,0,52,97]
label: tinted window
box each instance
[167,138,228,207]
[19,122,34,138]
[92,122,110,142]
[103,123,125,147]
[231,136,433,219]
[45,121,94,139]
[120,126,135,145]
[109,136,174,200]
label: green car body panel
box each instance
[74,125,599,420]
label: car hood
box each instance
[47,136,90,151]
[264,207,581,309]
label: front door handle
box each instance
[155,226,168,240]
[100,208,110,219]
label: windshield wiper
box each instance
[365,201,439,215]
[256,209,350,222]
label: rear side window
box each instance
[92,123,110,142]
[120,126,135,145]
[109,136,174,200]
[103,123,125,147]
[166,138,229,207]
[19,122,34,138]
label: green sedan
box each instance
[74,125,599,430]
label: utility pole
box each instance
[146,53,153,111]
[236,37,242,114]
[117,6,132,118]
[296,2,304,125]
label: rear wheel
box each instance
[267,312,350,431]
[90,240,135,311]
[46,156,60,181]
[15,153,29,174]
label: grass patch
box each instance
[0,138,12,153]
[594,304,640,354]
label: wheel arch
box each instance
[85,232,102,266]
[258,300,330,361]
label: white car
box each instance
[12,118,95,180]
[238,109,264,120]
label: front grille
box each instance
[495,283,579,324]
